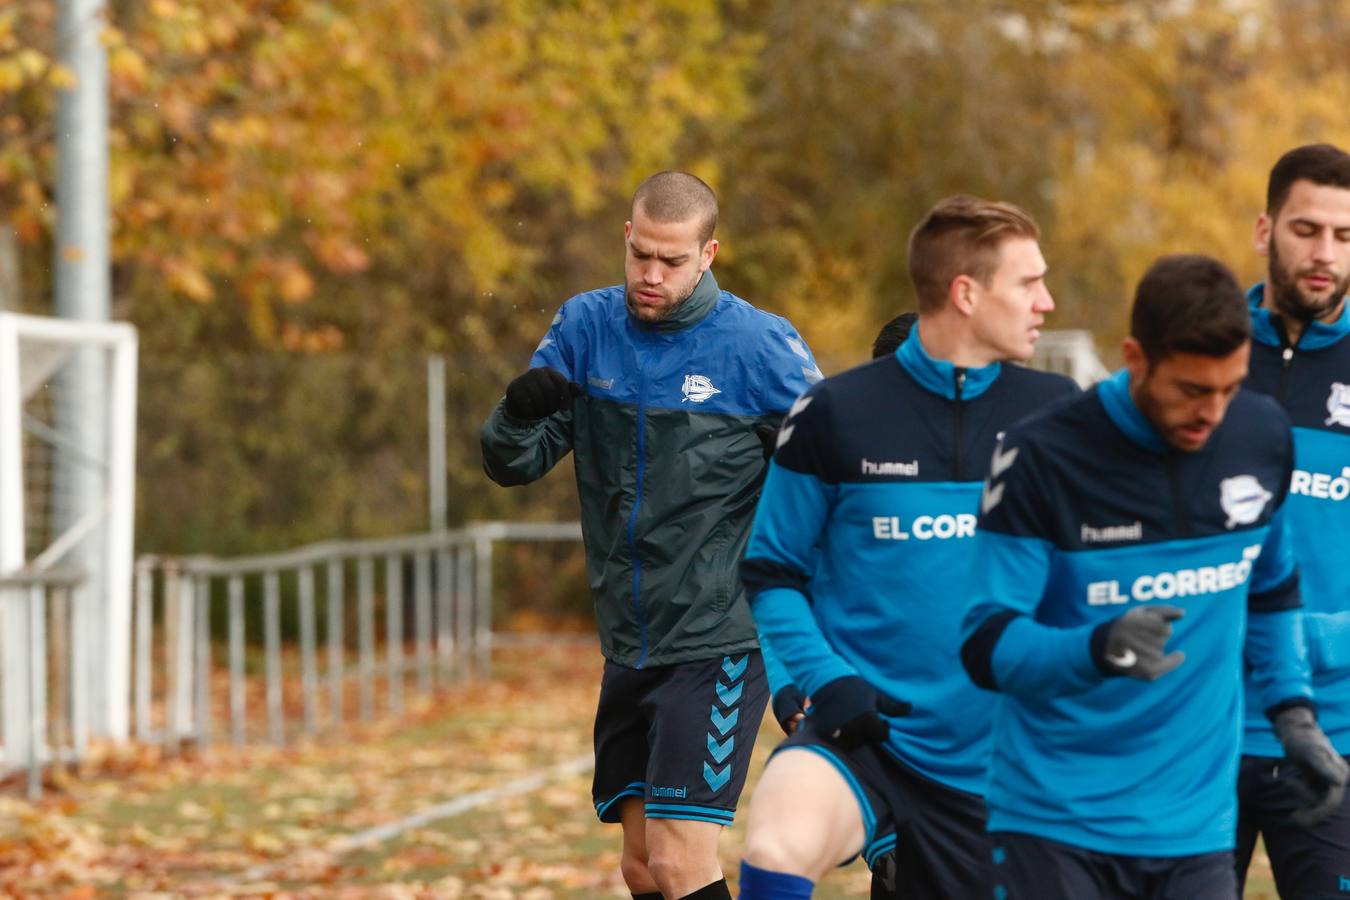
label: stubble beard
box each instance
[625,273,700,323]
[1268,237,1350,324]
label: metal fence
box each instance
[0,567,88,799]
[131,521,582,753]
[1029,329,1111,387]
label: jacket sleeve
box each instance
[481,401,574,487]
[754,314,823,417]
[480,303,578,486]
[741,385,854,696]
[1306,612,1350,674]
[960,435,1105,698]
[1245,497,1314,715]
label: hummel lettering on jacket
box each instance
[960,369,1312,856]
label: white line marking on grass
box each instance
[233,752,595,885]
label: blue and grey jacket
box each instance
[960,370,1312,856]
[1243,285,1350,757]
[481,271,820,668]
[742,327,1077,797]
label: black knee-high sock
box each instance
[679,879,732,900]
[632,893,663,900]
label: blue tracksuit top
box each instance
[1243,284,1350,757]
[960,369,1312,856]
[741,327,1078,795]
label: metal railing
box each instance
[1030,329,1111,387]
[0,568,88,799]
[132,521,582,751]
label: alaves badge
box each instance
[1326,382,1350,428]
[1220,475,1272,529]
[681,374,721,403]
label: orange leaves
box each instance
[163,256,214,302]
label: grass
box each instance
[1,643,1282,896]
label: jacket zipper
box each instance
[625,356,650,668]
[1167,454,1188,537]
[1272,316,1296,405]
[953,368,967,480]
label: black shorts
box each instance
[774,722,992,899]
[592,652,768,826]
[1236,753,1350,899]
[989,831,1236,900]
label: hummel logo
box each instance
[989,445,1019,479]
[1081,521,1143,544]
[588,375,614,390]
[980,482,1005,515]
[861,458,919,477]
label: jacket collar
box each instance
[894,326,1001,401]
[628,270,720,333]
[1098,368,1169,454]
[1247,283,1350,351]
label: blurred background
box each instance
[6,1,1350,592]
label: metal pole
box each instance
[473,537,493,678]
[414,550,432,695]
[0,317,29,763]
[69,582,88,759]
[228,576,245,746]
[454,544,472,680]
[358,557,374,722]
[27,585,46,800]
[435,548,453,685]
[326,558,344,728]
[299,566,317,734]
[54,0,111,738]
[162,562,180,751]
[264,571,282,745]
[427,356,447,534]
[133,558,152,740]
[194,575,211,748]
[174,572,195,744]
[385,554,403,714]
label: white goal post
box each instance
[0,312,137,752]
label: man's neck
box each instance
[915,314,999,369]
[1262,292,1346,346]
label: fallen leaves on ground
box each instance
[0,643,1269,898]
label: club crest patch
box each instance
[1326,382,1350,428]
[1220,475,1272,529]
[681,374,721,403]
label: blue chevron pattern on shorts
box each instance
[704,654,747,793]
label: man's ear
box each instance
[949,274,977,317]
[1254,213,1271,258]
[1122,336,1149,384]
[700,238,719,271]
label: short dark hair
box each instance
[1266,144,1350,215]
[631,171,718,244]
[872,311,917,358]
[907,195,1040,314]
[1131,255,1250,361]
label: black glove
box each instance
[771,684,808,735]
[1272,704,1350,827]
[809,675,911,750]
[753,424,779,460]
[504,367,581,420]
[1093,605,1186,681]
